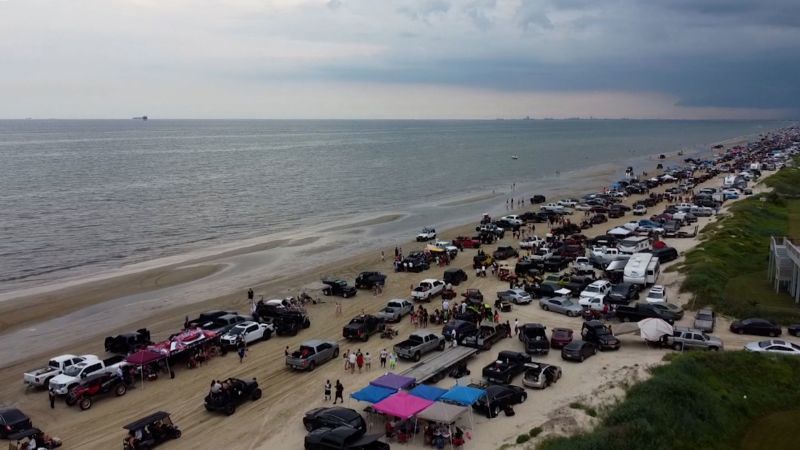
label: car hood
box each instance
[50,374,74,384]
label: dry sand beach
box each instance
[0,140,770,450]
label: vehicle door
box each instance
[317,343,331,361]
[244,324,259,343]
[766,345,794,355]
[82,362,102,379]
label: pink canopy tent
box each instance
[373,391,434,420]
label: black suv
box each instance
[472,384,527,418]
[581,320,621,350]
[303,407,366,433]
[605,283,640,305]
[0,408,32,439]
[322,279,357,298]
[354,271,387,289]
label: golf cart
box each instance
[122,411,181,450]
[8,428,62,450]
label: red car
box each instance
[66,373,127,410]
[452,236,481,249]
[550,328,574,349]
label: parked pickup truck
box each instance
[286,340,339,371]
[616,302,684,325]
[24,354,98,389]
[462,323,511,350]
[482,351,532,384]
[49,355,126,395]
[411,279,444,302]
[394,331,445,361]
[375,299,414,323]
[342,315,385,341]
[518,323,549,355]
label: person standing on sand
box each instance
[365,352,372,371]
[324,380,331,401]
[356,350,364,373]
[380,349,388,368]
[344,349,351,371]
[349,351,357,374]
[514,318,519,336]
[237,338,247,363]
[389,352,397,370]
[381,250,385,262]
[247,288,254,300]
[285,346,290,357]
[49,388,55,409]
[334,380,344,404]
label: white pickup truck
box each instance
[411,279,444,302]
[23,354,98,389]
[49,355,127,395]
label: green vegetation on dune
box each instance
[537,352,800,450]
[672,164,800,323]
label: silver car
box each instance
[693,309,716,332]
[539,297,583,317]
[497,289,532,305]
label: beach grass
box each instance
[536,351,800,450]
[671,164,800,323]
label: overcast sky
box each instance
[1,0,798,119]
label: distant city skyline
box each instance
[1,0,798,119]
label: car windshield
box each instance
[585,286,601,293]
[649,291,664,299]
[697,313,712,321]
[758,341,771,348]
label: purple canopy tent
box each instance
[370,373,416,391]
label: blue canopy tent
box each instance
[351,385,397,404]
[440,385,485,406]
[408,385,447,402]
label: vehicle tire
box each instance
[737,329,744,335]
[567,311,575,317]
[68,383,78,392]
[308,361,316,371]
[205,404,213,412]
[622,316,630,323]
[251,388,262,401]
[174,430,182,439]
[225,404,236,416]
[542,305,549,311]
[580,355,585,362]
[491,405,500,418]
[438,341,445,351]
[65,396,77,407]
[593,347,598,355]
[770,331,778,337]
[303,319,311,328]
[323,289,331,296]
[263,329,272,341]
[414,352,421,362]
[709,346,719,351]
[673,342,683,351]
[343,292,350,298]
[333,348,339,358]
[79,397,92,411]
[115,383,127,396]
[305,422,314,432]
[520,393,527,403]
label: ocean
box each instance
[0,119,790,296]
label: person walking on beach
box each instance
[48,388,55,409]
[380,348,388,368]
[334,380,344,404]
[324,380,332,401]
[356,350,364,373]
[365,352,372,371]
[344,349,351,371]
[237,338,247,363]
[381,250,385,262]
[335,302,342,316]
[514,318,520,336]
[285,346,290,357]
[388,352,397,370]
[247,288,254,300]
[349,351,357,374]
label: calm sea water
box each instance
[0,119,789,294]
